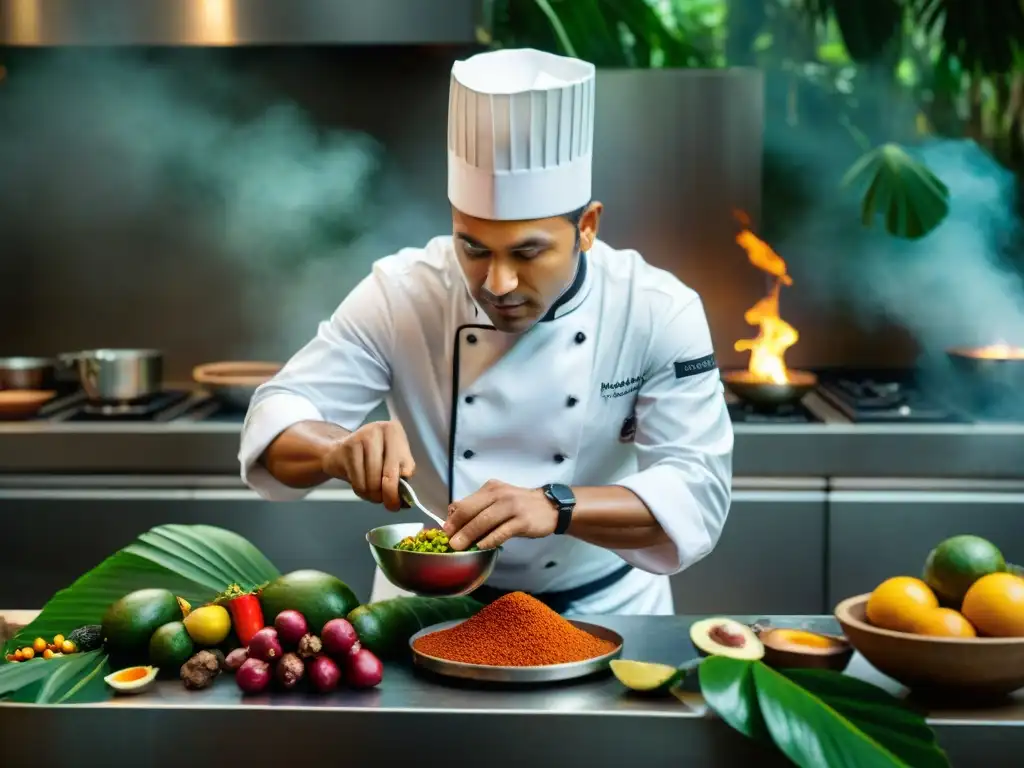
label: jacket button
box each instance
[467,334,478,344]
[463,449,474,459]
[464,395,475,404]
[566,396,578,407]
[553,453,565,463]
[574,331,586,344]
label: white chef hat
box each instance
[447,48,596,221]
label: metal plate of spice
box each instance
[408,592,624,683]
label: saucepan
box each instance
[722,369,818,408]
[59,349,164,402]
[946,344,1024,410]
[192,361,282,412]
[0,357,57,390]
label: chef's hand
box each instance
[444,480,557,551]
[321,420,415,512]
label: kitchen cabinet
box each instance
[827,482,1024,608]
[0,489,394,610]
[669,487,827,615]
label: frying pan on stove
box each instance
[722,369,818,408]
[945,345,1024,409]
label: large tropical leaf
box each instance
[3,524,278,657]
[913,0,1024,75]
[700,658,951,768]
[841,143,950,240]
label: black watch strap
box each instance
[542,483,576,535]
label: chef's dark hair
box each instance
[563,200,591,249]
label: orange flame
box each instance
[962,342,1024,360]
[732,212,800,384]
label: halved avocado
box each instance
[104,665,159,694]
[757,628,853,671]
[689,617,765,661]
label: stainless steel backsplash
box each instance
[0,46,912,379]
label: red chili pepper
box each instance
[219,584,265,646]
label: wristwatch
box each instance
[542,483,576,535]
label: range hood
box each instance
[0,0,482,46]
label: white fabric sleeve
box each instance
[238,269,396,501]
[612,296,734,575]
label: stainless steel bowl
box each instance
[366,522,500,597]
[0,357,56,390]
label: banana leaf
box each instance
[1,524,279,702]
[700,657,951,768]
[841,143,950,240]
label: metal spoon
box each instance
[398,478,446,528]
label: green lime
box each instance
[923,535,1006,607]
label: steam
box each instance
[777,135,1024,357]
[0,49,440,361]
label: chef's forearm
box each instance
[566,486,671,550]
[260,421,351,488]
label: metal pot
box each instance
[62,349,164,402]
[946,345,1024,410]
[0,357,56,390]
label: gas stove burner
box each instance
[728,400,816,424]
[66,390,192,422]
[818,373,966,424]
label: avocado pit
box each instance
[689,617,765,661]
[757,627,853,671]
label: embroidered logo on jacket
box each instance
[600,376,643,399]
[674,353,717,379]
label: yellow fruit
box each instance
[182,604,232,646]
[866,576,939,632]
[910,607,977,638]
[961,572,1024,637]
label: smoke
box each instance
[772,132,1024,358]
[0,49,447,362]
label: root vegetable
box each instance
[236,658,272,694]
[307,655,341,693]
[224,647,249,672]
[345,647,383,689]
[275,652,305,690]
[248,627,283,662]
[321,618,359,658]
[180,650,222,690]
[296,633,322,660]
[274,610,309,648]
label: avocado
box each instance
[67,624,104,653]
[259,570,360,636]
[689,617,765,661]
[102,589,184,655]
[148,621,194,673]
[923,535,1006,607]
[757,627,853,671]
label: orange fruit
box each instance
[960,572,1024,637]
[910,607,977,638]
[865,576,939,632]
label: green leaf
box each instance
[4,524,279,657]
[699,657,951,768]
[698,657,769,740]
[841,143,950,240]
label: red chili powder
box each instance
[412,591,617,666]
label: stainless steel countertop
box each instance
[1,391,1023,478]
[1,614,1020,767]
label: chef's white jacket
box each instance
[239,236,734,615]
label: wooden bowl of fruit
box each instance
[835,569,1024,698]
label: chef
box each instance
[239,47,734,616]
